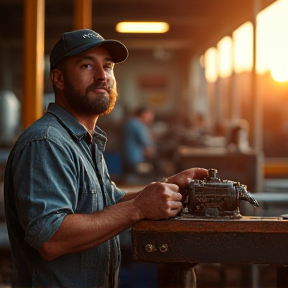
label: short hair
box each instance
[134,106,151,117]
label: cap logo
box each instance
[82,32,103,39]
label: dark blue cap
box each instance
[50,29,129,70]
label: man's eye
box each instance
[81,64,92,69]
[104,64,113,70]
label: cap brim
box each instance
[65,39,129,64]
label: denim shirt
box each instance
[4,103,125,288]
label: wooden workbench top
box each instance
[133,216,288,233]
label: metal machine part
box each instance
[182,168,259,218]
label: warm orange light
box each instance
[204,47,218,83]
[271,59,288,82]
[217,36,233,78]
[233,22,253,74]
[203,0,288,83]
[116,22,169,33]
[256,0,288,76]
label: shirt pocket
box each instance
[76,168,102,213]
[76,187,99,213]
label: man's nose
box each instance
[94,67,107,81]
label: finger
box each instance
[169,206,182,217]
[192,168,209,179]
[171,191,182,201]
[181,168,208,182]
[161,198,182,212]
[163,182,179,192]
[162,189,182,201]
[179,168,208,187]
[165,168,208,189]
[169,200,183,210]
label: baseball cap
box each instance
[50,29,129,70]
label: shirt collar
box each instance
[46,103,107,151]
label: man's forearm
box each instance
[39,199,143,261]
[119,190,142,202]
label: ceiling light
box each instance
[116,22,169,33]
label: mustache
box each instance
[87,81,111,93]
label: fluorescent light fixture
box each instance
[116,22,169,33]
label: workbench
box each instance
[132,216,288,288]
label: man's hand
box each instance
[133,182,182,220]
[165,167,208,190]
[121,168,208,221]
[131,168,208,221]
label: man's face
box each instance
[60,46,118,116]
[143,110,155,125]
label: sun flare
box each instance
[271,64,288,82]
[204,0,288,83]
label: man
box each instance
[4,29,208,288]
[122,106,156,175]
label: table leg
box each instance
[277,266,288,288]
[158,263,197,288]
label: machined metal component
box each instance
[182,168,259,218]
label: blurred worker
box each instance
[122,106,157,175]
[4,29,208,288]
[191,114,210,138]
[227,119,251,153]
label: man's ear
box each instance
[51,69,64,90]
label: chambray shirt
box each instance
[4,103,126,288]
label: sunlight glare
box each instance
[257,0,288,76]
[204,48,218,83]
[271,56,288,82]
[217,36,233,78]
[233,22,253,74]
[203,0,288,83]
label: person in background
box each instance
[4,29,208,288]
[122,106,157,176]
[191,114,210,138]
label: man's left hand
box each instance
[165,167,208,190]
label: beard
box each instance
[63,78,118,116]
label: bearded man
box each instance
[4,29,207,288]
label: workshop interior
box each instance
[1,0,288,287]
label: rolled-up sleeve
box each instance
[12,138,78,250]
[111,182,126,203]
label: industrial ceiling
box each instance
[0,0,277,56]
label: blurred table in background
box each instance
[175,146,263,192]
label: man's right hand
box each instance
[133,182,183,220]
